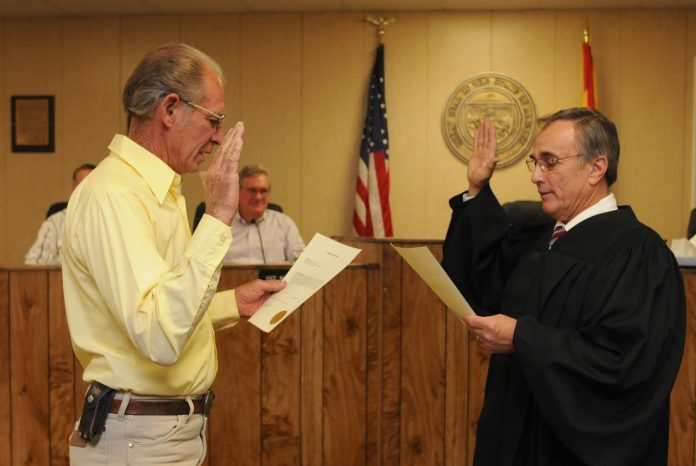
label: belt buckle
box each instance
[202,390,215,416]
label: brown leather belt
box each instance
[109,398,203,415]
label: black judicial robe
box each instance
[441,186,686,466]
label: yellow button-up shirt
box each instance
[62,134,239,395]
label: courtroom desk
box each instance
[0,263,379,466]
[335,238,696,466]
[336,237,474,466]
[2,257,694,466]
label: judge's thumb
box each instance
[463,315,482,329]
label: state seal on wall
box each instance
[442,73,536,168]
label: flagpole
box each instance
[366,15,396,43]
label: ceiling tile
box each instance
[0,0,63,17]
[2,0,696,18]
[144,0,250,14]
[45,0,156,16]
[244,0,345,11]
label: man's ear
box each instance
[588,155,608,185]
[157,93,180,128]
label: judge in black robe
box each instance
[442,109,685,466]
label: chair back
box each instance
[687,208,696,238]
[46,201,68,219]
[192,201,283,231]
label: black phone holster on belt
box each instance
[76,381,116,445]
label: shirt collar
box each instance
[108,134,180,204]
[558,193,618,231]
[235,210,267,225]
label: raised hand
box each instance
[467,119,499,196]
[200,121,245,225]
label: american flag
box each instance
[354,44,393,237]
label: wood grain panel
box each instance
[400,244,447,465]
[301,292,324,466]
[366,266,382,466]
[0,271,10,466]
[10,271,50,466]
[324,268,368,465]
[445,312,470,466]
[381,244,403,464]
[467,335,490,466]
[4,257,696,465]
[48,270,73,466]
[210,269,261,466]
[440,235,470,466]
[261,311,301,464]
[672,270,696,466]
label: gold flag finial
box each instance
[584,26,590,44]
[366,15,396,43]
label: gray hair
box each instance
[240,165,270,187]
[541,107,620,186]
[122,42,224,126]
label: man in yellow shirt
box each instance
[62,42,285,465]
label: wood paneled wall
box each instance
[1,10,696,264]
[1,241,695,465]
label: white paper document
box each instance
[249,233,361,332]
[391,244,476,317]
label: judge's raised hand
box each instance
[235,279,287,318]
[200,121,245,225]
[467,120,499,196]
[463,314,516,353]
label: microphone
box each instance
[251,219,267,264]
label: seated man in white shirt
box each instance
[223,165,305,264]
[24,163,95,265]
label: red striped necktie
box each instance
[549,225,566,249]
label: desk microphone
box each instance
[251,219,267,264]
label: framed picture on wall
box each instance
[11,95,55,153]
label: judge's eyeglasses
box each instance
[525,153,582,172]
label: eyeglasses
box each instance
[181,98,225,130]
[525,153,582,172]
[243,187,269,196]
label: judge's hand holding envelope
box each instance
[390,242,516,354]
[463,314,516,353]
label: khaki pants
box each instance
[70,396,207,466]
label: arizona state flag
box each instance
[582,33,597,109]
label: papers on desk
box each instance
[391,244,476,318]
[249,233,361,333]
[670,238,696,267]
